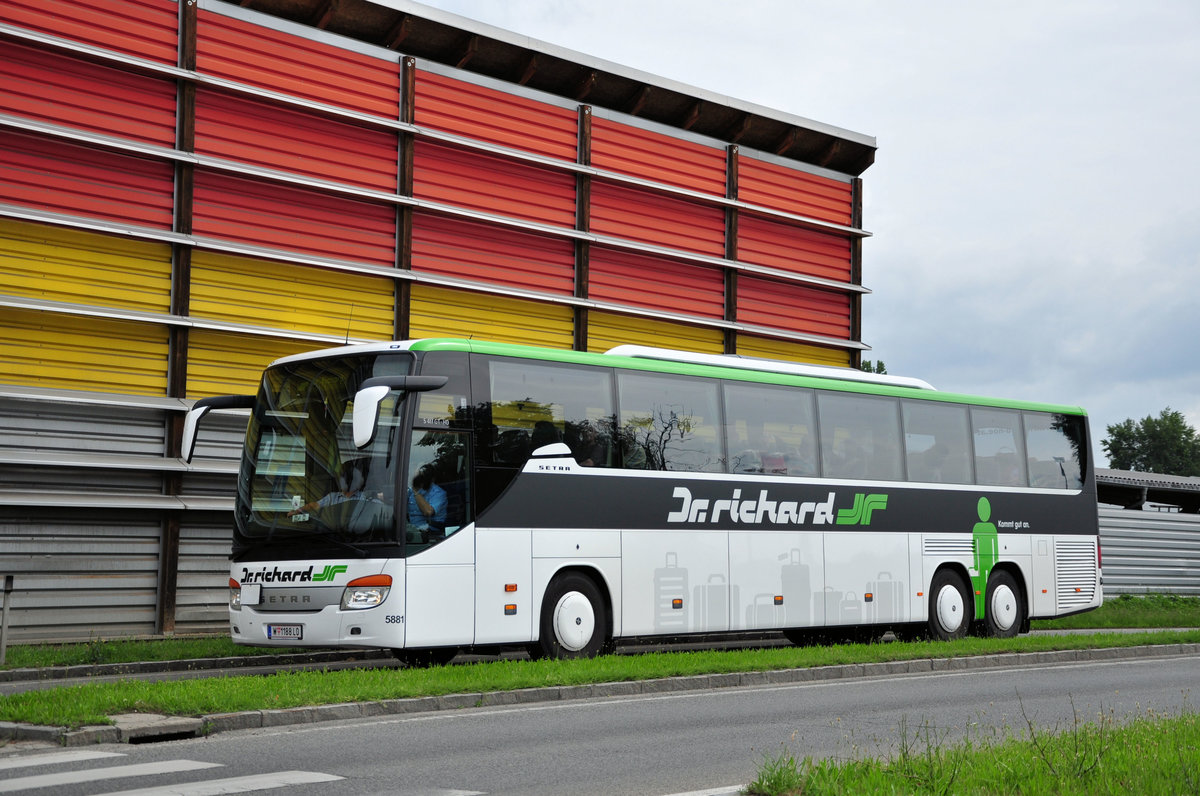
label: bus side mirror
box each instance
[181,395,255,463]
[353,385,391,449]
[353,375,449,449]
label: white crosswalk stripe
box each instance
[0,751,126,771]
[0,750,348,796]
[91,770,345,795]
[0,760,221,793]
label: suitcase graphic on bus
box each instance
[838,590,862,624]
[781,549,812,626]
[692,573,735,632]
[815,586,843,625]
[745,592,783,628]
[864,571,904,624]
[653,552,689,632]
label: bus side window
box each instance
[818,393,904,481]
[722,382,817,476]
[617,372,723,472]
[971,408,1028,487]
[482,357,616,469]
[1024,411,1085,489]
[901,400,973,484]
[414,351,471,429]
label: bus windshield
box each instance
[234,352,412,556]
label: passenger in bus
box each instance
[407,464,448,535]
[619,433,648,469]
[830,439,867,478]
[531,420,561,451]
[784,447,817,476]
[573,423,609,467]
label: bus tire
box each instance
[983,570,1025,638]
[927,569,972,641]
[534,572,609,660]
[392,647,458,667]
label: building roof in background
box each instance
[239,0,877,176]
[1097,468,1200,513]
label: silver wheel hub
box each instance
[935,583,964,633]
[989,583,1018,631]
[552,591,595,652]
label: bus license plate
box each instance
[267,624,303,640]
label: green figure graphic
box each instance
[971,497,999,618]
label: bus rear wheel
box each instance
[927,569,972,641]
[532,572,609,660]
[983,570,1025,638]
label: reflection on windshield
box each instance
[236,353,408,551]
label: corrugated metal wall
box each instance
[0,0,179,65]
[0,0,876,642]
[0,398,243,640]
[414,68,578,159]
[590,116,727,195]
[1099,507,1200,596]
[411,214,575,294]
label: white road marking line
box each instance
[92,770,345,795]
[0,760,221,793]
[0,750,125,771]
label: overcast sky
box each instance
[413,0,1200,466]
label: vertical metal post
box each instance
[0,575,13,666]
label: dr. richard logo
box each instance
[666,487,887,527]
[240,563,348,584]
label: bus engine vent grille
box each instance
[1055,539,1098,608]
[923,538,973,557]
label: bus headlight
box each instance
[229,578,242,610]
[341,575,392,610]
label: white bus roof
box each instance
[604,345,936,391]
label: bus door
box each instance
[400,428,476,649]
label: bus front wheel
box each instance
[983,570,1025,638]
[927,570,972,641]
[532,572,609,660]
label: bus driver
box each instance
[407,464,448,537]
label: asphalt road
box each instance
[3,651,1197,796]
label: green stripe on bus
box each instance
[407,338,1086,416]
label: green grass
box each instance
[0,637,308,670]
[744,702,1200,795]
[1033,593,1200,630]
[1,594,1196,731]
[2,630,1199,729]
[4,594,1194,672]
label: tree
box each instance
[860,360,887,374]
[1102,408,1200,475]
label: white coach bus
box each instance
[183,338,1101,662]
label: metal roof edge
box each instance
[368,0,876,149]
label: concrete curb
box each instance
[4,642,1198,747]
